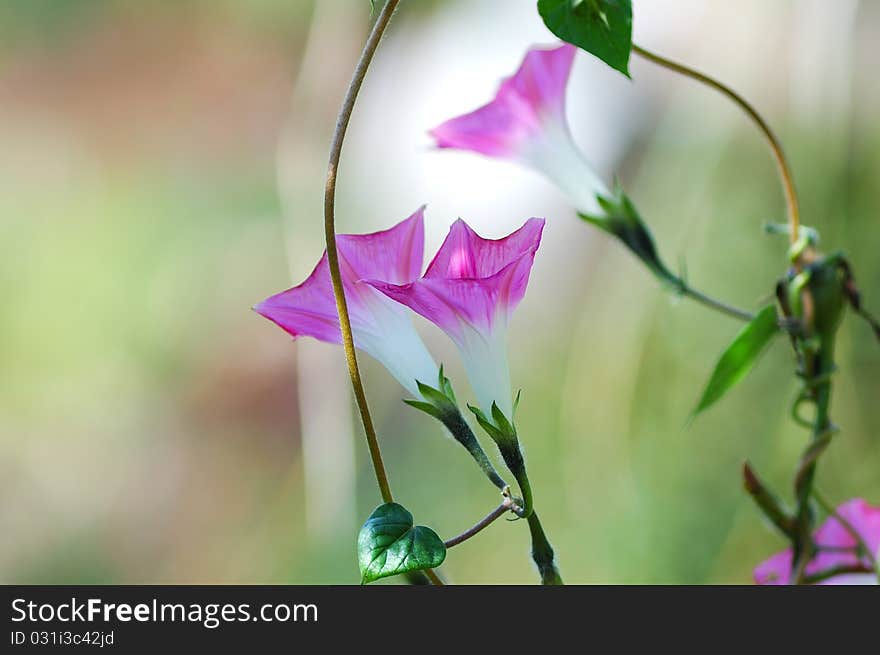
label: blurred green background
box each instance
[1,0,878,584]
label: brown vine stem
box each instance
[324,0,400,505]
[632,44,801,246]
[423,569,445,585]
[444,500,515,549]
[323,0,444,587]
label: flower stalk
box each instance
[323,0,400,504]
[469,403,534,517]
[527,512,563,586]
[444,497,519,549]
[320,0,443,586]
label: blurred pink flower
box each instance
[254,208,437,396]
[367,218,545,418]
[754,498,880,585]
[429,43,608,214]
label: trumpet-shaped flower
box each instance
[429,43,608,215]
[431,43,680,286]
[367,218,545,419]
[254,208,437,397]
[754,498,880,585]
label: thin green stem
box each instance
[323,0,399,505]
[527,512,563,585]
[495,436,562,583]
[436,406,508,490]
[632,44,801,246]
[495,440,533,517]
[680,284,754,322]
[791,346,835,583]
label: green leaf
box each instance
[538,0,633,77]
[357,503,446,584]
[693,305,780,417]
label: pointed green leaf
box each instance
[357,503,446,584]
[693,305,780,417]
[538,0,633,77]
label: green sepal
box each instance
[414,380,452,408]
[357,503,446,584]
[402,399,443,420]
[538,0,633,78]
[407,369,509,491]
[406,367,459,420]
[579,186,679,287]
[409,365,457,411]
[468,402,533,517]
[468,404,505,444]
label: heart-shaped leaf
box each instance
[538,0,633,77]
[357,503,446,584]
[693,305,780,417]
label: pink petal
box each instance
[807,499,880,575]
[367,218,544,341]
[254,208,427,344]
[754,498,880,585]
[255,254,344,344]
[369,254,538,342]
[503,44,577,124]
[337,206,425,285]
[425,217,546,281]
[429,44,576,159]
[816,499,880,553]
[753,550,792,585]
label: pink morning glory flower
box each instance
[367,217,545,420]
[254,208,438,397]
[430,43,608,215]
[754,498,880,585]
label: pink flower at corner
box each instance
[429,43,608,214]
[366,217,545,419]
[254,208,438,397]
[754,498,880,585]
